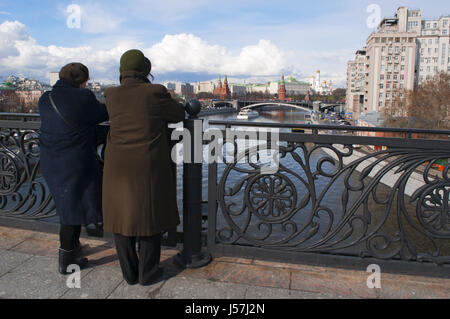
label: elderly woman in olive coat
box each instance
[102,50,185,285]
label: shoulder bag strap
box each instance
[48,92,80,131]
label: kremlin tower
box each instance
[278,75,286,100]
[213,75,231,100]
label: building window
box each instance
[401,56,405,62]
[388,47,393,54]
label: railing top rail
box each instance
[0,120,40,130]
[0,113,40,118]
[209,120,450,136]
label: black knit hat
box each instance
[59,63,89,86]
[119,49,151,76]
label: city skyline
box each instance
[0,1,449,86]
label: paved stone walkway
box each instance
[0,225,449,299]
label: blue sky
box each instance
[0,0,449,86]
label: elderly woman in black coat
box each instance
[38,63,108,274]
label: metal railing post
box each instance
[175,99,212,269]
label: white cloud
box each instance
[0,21,31,59]
[146,34,288,76]
[0,22,289,84]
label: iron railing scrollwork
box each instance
[208,121,450,266]
[0,125,54,219]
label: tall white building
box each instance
[194,81,216,94]
[347,7,450,118]
[346,49,367,119]
[49,72,59,86]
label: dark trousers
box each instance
[59,225,81,251]
[113,233,161,285]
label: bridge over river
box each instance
[211,99,345,113]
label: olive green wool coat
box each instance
[102,71,185,236]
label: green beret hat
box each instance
[120,49,151,76]
[59,63,89,86]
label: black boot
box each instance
[58,248,88,275]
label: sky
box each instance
[0,0,449,87]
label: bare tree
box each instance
[383,72,450,130]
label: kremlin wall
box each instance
[166,71,334,99]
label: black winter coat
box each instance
[38,79,108,225]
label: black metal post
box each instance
[175,99,212,269]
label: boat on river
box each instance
[238,109,259,120]
[237,109,259,120]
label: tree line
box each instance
[382,72,450,130]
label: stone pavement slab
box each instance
[61,265,123,299]
[0,249,33,277]
[0,225,449,299]
[107,280,164,299]
[154,277,248,299]
[0,226,33,250]
[0,255,71,299]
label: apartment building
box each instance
[346,49,366,120]
[347,7,450,118]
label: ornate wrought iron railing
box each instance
[207,120,450,267]
[0,119,52,219]
[1,113,450,270]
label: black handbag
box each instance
[48,92,104,238]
